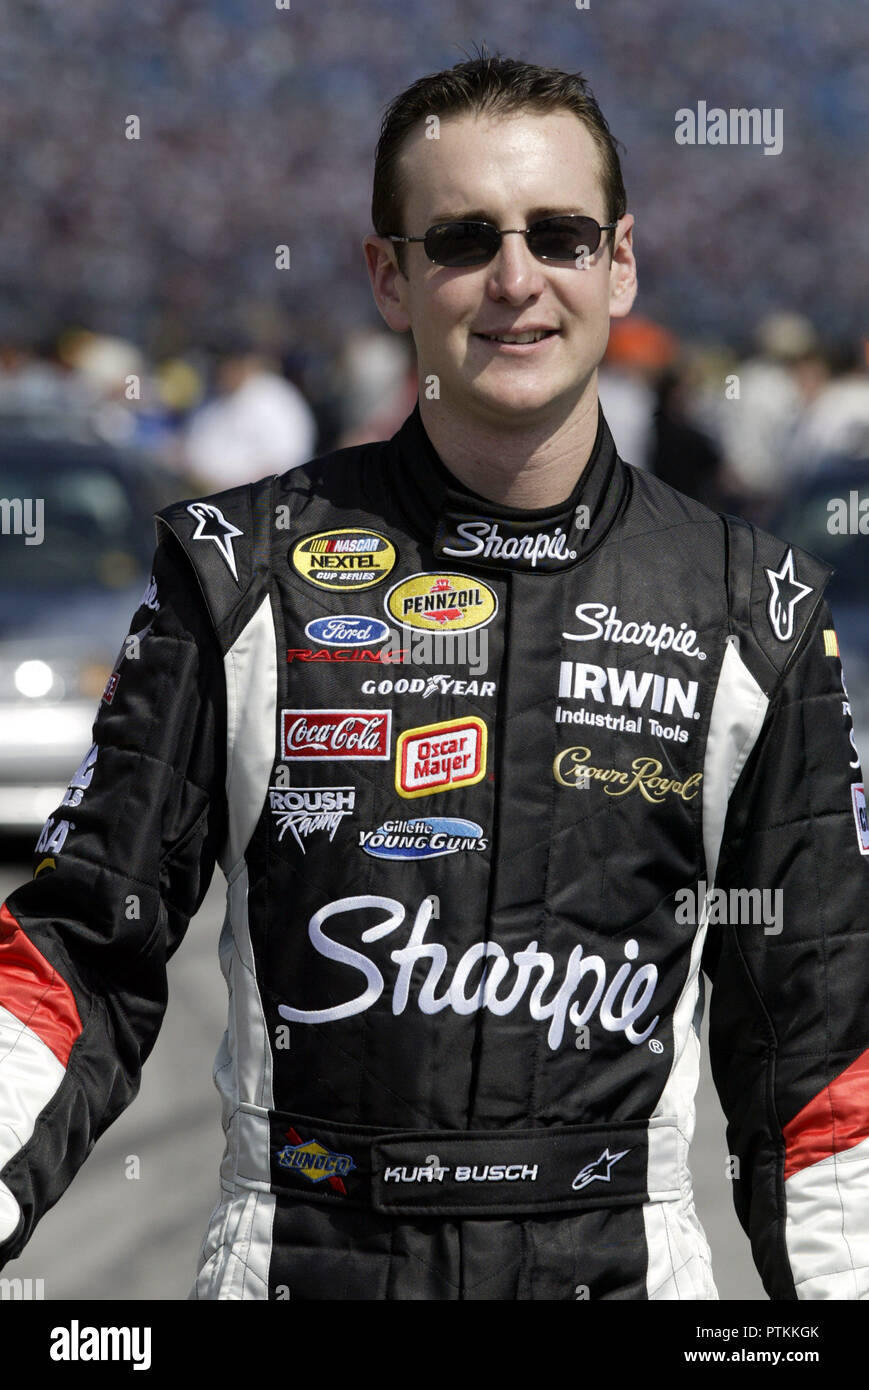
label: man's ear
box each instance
[609,214,637,320]
[363,234,412,333]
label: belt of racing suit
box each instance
[259,1108,682,1216]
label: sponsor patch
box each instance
[303,615,390,647]
[385,573,498,634]
[435,513,578,572]
[269,785,356,850]
[35,817,73,855]
[823,628,839,658]
[287,647,400,664]
[553,746,703,803]
[396,716,487,798]
[281,709,392,760]
[187,502,243,582]
[852,784,869,855]
[563,603,706,660]
[558,662,699,718]
[361,675,496,698]
[765,548,813,642]
[139,574,160,612]
[571,1147,630,1191]
[359,817,488,860]
[291,529,396,592]
[60,744,98,808]
[276,1128,356,1195]
[101,672,120,705]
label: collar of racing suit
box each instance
[384,399,628,573]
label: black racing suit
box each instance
[1,402,868,1299]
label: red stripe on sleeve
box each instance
[783,1049,869,1180]
[0,902,82,1067]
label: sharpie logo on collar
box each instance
[360,817,488,860]
[304,615,390,647]
[563,603,706,660]
[277,894,660,1051]
[437,516,577,571]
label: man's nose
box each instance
[484,230,547,300]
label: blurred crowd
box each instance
[2,0,867,516]
[1,312,867,527]
[2,0,867,356]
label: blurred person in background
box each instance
[184,334,319,488]
[715,311,829,521]
[1,51,867,1307]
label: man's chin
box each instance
[457,375,580,423]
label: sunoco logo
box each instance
[385,572,498,633]
[291,529,396,592]
[360,817,488,860]
[275,1128,356,1196]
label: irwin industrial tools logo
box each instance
[291,529,397,591]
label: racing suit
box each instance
[1,401,868,1300]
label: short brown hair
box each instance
[371,50,627,271]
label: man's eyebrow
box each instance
[428,206,596,223]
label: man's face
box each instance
[364,109,636,427]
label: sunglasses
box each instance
[386,214,618,268]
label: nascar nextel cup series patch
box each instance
[291,529,397,592]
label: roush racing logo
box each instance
[277,894,660,1051]
[395,717,487,797]
[269,785,356,850]
[281,710,392,760]
[385,573,498,633]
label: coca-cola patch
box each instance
[281,709,392,761]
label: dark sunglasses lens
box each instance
[528,217,602,261]
[424,222,500,266]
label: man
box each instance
[1,54,867,1301]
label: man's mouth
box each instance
[474,329,558,344]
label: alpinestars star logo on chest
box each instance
[187,502,243,582]
[765,548,812,642]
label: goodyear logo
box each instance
[385,572,498,633]
[275,1136,357,1185]
[291,529,396,592]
